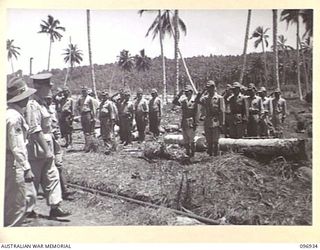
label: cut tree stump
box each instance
[163,135,307,160]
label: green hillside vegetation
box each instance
[13,50,311,97]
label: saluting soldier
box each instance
[25,73,71,218]
[271,88,287,138]
[134,88,149,142]
[196,80,225,156]
[257,87,273,136]
[228,82,248,139]
[246,83,264,137]
[76,86,96,152]
[118,91,134,145]
[173,85,198,157]
[148,88,162,138]
[99,91,116,150]
[5,77,37,226]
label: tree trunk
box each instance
[261,39,268,85]
[282,52,286,85]
[47,39,52,71]
[239,9,251,84]
[296,20,303,101]
[87,9,97,97]
[159,10,167,104]
[219,138,307,160]
[163,134,307,160]
[272,10,280,89]
[10,59,14,74]
[174,10,180,96]
[299,42,310,93]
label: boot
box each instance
[213,143,219,156]
[190,142,195,157]
[185,144,191,156]
[84,134,90,152]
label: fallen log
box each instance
[163,135,307,160]
[219,138,307,160]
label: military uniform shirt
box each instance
[134,98,149,117]
[6,104,31,171]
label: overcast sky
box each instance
[6,9,307,75]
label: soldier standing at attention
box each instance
[134,88,149,142]
[76,87,95,152]
[257,87,273,136]
[118,91,134,146]
[111,89,125,142]
[43,92,75,201]
[99,91,116,151]
[271,88,287,138]
[228,82,248,139]
[5,77,37,226]
[60,87,74,148]
[222,84,233,137]
[246,83,264,137]
[25,73,71,218]
[173,85,198,157]
[196,80,225,156]
[148,88,162,138]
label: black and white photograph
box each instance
[4,8,313,228]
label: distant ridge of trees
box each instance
[12,50,311,96]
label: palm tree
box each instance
[275,35,294,85]
[63,43,83,69]
[300,9,313,38]
[7,39,21,74]
[239,9,252,84]
[63,42,83,84]
[172,10,187,96]
[117,49,135,86]
[300,36,312,93]
[38,15,65,71]
[139,10,170,103]
[250,26,270,84]
[281,9,303,100]
[135,49,151,72]
[86,10,97,97]
[272,10,280,89]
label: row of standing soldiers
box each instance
[60,87,163,153]
[172,80,287,157]
[55,80,287,157]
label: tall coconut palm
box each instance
[172,10,187,96]
[300,9,313,38]
[63,43,83,69]
[275,35,294,85]
[239,9,252,84]
[281,9,303,100]
[38,15,65,71]
[139,10,169,103]
[135,49,151,72]
[250,26,270,85]
[86,10,97,97]
[301,37,312,88]
[63,42,83,85]
[117,49,135,86]
[6,39,21,74]
[272,10,280,89]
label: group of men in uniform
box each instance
[173,80,287,157]
[5,73,76,227]
[72,86,162,153]
[5,72,287,226]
